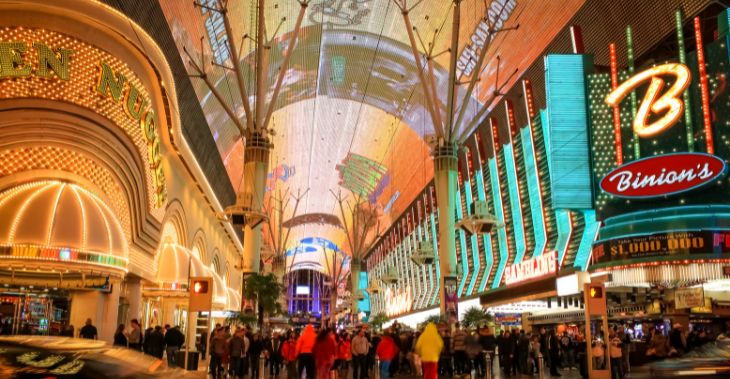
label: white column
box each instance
[125,277,142,324]
[69,282,120,343]
[161,297,179,327]
[69,291,102,338]
[99,281,121,343]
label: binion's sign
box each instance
[504,250,557,286]
[600,63,726,199]
[600,153,726,198]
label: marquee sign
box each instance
[605,63,691,137]
[0,31,167,208]
[504,250,557,286]
[599,153,726,198]
[591,230,730,264]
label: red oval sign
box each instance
[600,153,727,198]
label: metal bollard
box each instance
[537,353,545,379]
[374,357,380,379]
[260,355,266,379]
[484,351,492,379]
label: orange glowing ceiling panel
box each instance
[159,0,585,261]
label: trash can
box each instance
[175,350,200,371]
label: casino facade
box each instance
[0,0,241,342]
[366,0,730,336]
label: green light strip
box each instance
[626,25,641,159]
[430,212,439,306]
[488,158,509,289]
[416,221,427,309]
[474,169,494,292]
[462,179,480,296]
[455,185,470,296]
[676,8,695,152]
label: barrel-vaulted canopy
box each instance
[0,180,128,274]
[159,0,583,266]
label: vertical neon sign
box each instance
[694,16,714,154]
[609,43,624,165]
[522,79,549,256]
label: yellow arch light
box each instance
[605,63,691,137]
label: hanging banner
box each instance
[675,287,704,309]
[444,276,459,324]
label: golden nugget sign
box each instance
[0,39,166,206]
[504,250,557,286]
[96,60,166,205]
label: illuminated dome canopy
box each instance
[156,242,208,284]
[0,181,128,273]
[155,242,230,308]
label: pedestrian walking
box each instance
[415,323,443,379]
[79,318,97,340]
[314,329,338,379]
[296,324,317,379]
[164,325,185,367]
[281,332,298,379]
[113,324,127,347]
[229,327,249,378]
[127,319,143,351]
[351,328,370,379]
[375,331,399,379]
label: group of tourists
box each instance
[111,318,186,367]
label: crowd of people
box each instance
[59,318,724,378]
[198,321,496,379]
[75,318,187,367]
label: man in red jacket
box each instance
[296,325,317,379]
[376,332,400,379]
[281,332,298,379]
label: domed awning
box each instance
[156,243,208,286]
[226,287,241,311]
[0,181,128,280]
[153,242,232,309]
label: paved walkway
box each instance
[181,358,656,379]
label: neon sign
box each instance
[605,63,691,137]
[383,285,412,317]
[599,153,726,198]
[503,250,557,286]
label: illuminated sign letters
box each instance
[383,285,412,317]
[591,230,730,265]
[503,250,557,285]
[0,38,167,207]
[600,153,726,198]
[457,0,517,76]
[0,41,73,80]
[605,63,691,137]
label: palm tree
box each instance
[369,312,389,331]
[461,306,493,329]
[243,273,283,328]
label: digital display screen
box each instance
[159,0,583,262]
[296,285,310,296]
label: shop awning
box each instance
[479,276,557,308]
